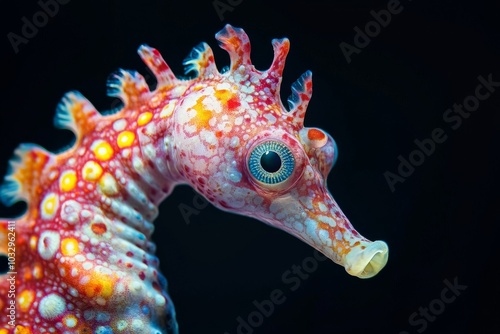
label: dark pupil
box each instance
[260,151,281,173]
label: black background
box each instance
[1,1,499,333]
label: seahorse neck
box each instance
[126,106,183,207]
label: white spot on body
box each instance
[318,215,336,227]
[39,293,66,320]
[226,167,242,183]
[82,262,93,270]
[38,231,60,260]
[75,254,85,262]
[61,200,82,224]
[241,84,255,94]
[69,288,79,297]
[99,173,118,195]
[305,218,321,245]
[117,320,128,330]
[154,294,166,307]
[200,129,217,145]
[253,196,263,206]
[113,119,127,131]
[185,124,197,134]
[143,144,155,160]
[229,136,240,148]
[160,102,175,118]
[318,229,332,246]
[264,113,277,124]
[318,203,327,212]
[132,156,145,173]
[293,222,304,232]
[132,319,144,331]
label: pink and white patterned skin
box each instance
[0,25,388,333]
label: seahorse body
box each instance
[0,25,388,333]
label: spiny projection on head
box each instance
[0,25,388,333]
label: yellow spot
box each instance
[30,236,37,250]
[82,161,103,181]
[63,314,78,328]
[61,238,79,256]
[137,112,153,126]
[99,173,118,196]
[117,131,136,148]
[33,263,43,279]
[0,329,8,334]
[14,326,31,334]
[41,193,59,219]
[214,89,233,104]
[59,170,77,192]
[193,96,212,129]
[18,290,35,312]
[92,141,114,161]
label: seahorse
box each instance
[0,25,389,333]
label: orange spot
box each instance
[308,128,326,141]
[29,236,37,250]
[0,329,8,334]
[33,263,43,279]
[91,222,107,235]
[84,273,115,298]
[78,326,92,334]
[61,238,80,256]
[18,290,35,312]
[14,325,32,334]
[23,268,32,281]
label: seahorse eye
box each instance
[260,151,281,173]
[248,141,295,184]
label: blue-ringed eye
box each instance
[248,141,295,184]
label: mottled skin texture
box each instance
[0,25,388,333]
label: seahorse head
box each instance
[172,25,388,278]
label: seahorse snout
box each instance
[344,240,389,279]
